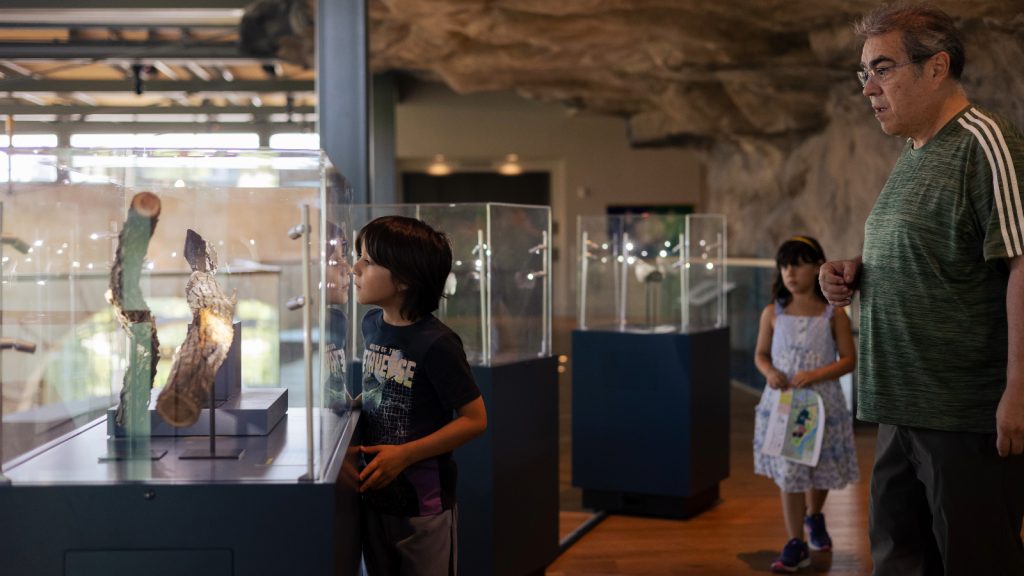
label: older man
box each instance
[818,3,1024,574]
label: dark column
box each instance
[317,0,369,203]
[371,73,398,204]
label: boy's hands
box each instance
[358,444,412,492]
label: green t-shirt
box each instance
[859,105,1024,432]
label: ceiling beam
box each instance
[0,79,314,93]
[0,104,315,115]
[0,41,248,61]
[0,10,241,27]
[7,121,314,133]
[0,1,249,9]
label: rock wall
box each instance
[365,1,1023,258]
[266,1,1023,258]
[702,23,1024,258]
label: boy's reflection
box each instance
[325,231,354,412]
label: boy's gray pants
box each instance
[362,506,457,576]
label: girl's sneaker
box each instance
[804,512,833,551]
[770,538,810,573]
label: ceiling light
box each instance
[427,154,452,176]
[498,153,522,176]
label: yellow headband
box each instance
[789,236,818,251]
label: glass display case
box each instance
[0,148,353,484]
[572,212,730,518]
[343,203,552,366]
[578,213,727,333]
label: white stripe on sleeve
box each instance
[959,110,1022,257]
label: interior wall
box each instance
[395,83,704,318]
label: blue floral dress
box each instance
[753,302,859,492]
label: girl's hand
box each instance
[358,444,412,492]
[791,371,817,388]
[766,369,790,390]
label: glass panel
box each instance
[1,148,338,485]
[347,203,552,366]
[487,203,550,363]
[577,215,624,331]
[683,214,728,332]
[578,213,687,332]
[319,169,355,480]
[726,260,775,389]
[578,212,728,333]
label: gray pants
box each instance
[870,424,1024,575]
[362,506,457,576]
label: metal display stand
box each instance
[286,205,316,482]
[178,384,244,460]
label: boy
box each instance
[354,215,487,576]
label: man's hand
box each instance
[819,258,862,307]
[358,444,412,492]
[996,386,1024,457]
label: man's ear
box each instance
[929,51,951,82]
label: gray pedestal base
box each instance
[106,388,288,437]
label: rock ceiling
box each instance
[360,0,1023,145]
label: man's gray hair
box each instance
[855,2,965,80]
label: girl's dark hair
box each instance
[772,236,827,306]
[356,215,453,321]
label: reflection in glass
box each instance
[345,203,551,366]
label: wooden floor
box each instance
[547,383,877,575]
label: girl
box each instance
[753,236,858,573]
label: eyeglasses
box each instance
[857,55,931,87]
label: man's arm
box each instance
[997,255,1024,457]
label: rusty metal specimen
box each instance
[156,229,236,427]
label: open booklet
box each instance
[761,388,825,467]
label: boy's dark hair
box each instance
[854,2,965,81]
[772,236,827,307]
[356,215,453,321]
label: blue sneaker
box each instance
[770,538,810,573]
[804,512,833,551]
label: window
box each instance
[0,134,58,148]
[70,133,259,149]
[269,133,319,150]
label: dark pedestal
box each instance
[0,412,362,576]
[572,328,730,518]
[0,481,357,576]
[456,356,560,576]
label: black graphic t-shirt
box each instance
[360,308,480,517]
